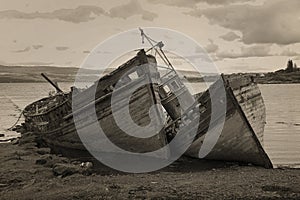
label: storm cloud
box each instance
[32,45,43,50]
[109,0,157,21]
[148,0,254,7]
[188,0,300,45]
[13,47,31,53]
[220,32,241,42]
[0,6,106,23]
[204,39,219,53]
[280,49,300,57]
[217,45,272,59]
[0,1,157,23]
[56,46,69,51]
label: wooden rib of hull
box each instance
[184,76,272,168]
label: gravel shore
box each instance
[0,133,299,200]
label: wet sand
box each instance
[0,133,299,199]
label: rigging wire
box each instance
[7,110,24,131]
[139,27,180,78]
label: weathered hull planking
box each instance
[184,76,272,168]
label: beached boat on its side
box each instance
[181,75,272,168]
[23,30,272,168]
[23,49,168,157]
[153,57,272,168]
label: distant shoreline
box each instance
[1,80,300,84]
[1,77,300,84]
[1,65,300,84]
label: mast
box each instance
[41,73,63,93]
[139,28,195,121]
[139,28,176,72]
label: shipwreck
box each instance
[22,30,272,168]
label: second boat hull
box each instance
[184,76,272,168]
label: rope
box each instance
[7,110,24,131]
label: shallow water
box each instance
[0,83,73,140]
[0,82,299,168]
[260,84,300,168]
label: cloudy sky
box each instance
[0,0,300,73]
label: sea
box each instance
[0,82,299,168]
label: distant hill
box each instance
[0,65,103,83]
[255,71,300,84]
[2,58,300,84]
[0,65,215,83]
[254,60,300,84]
[2,64,299,84]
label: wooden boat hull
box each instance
[23,50,168,158]
[45,82,167,156]
[226,75,266,144]
[184,76,272,168]
[23,94,71,133]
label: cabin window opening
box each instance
[170,80,179,90]
[163,85,171,94]
[128,71,139,80]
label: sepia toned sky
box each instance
[0,0,300,73]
